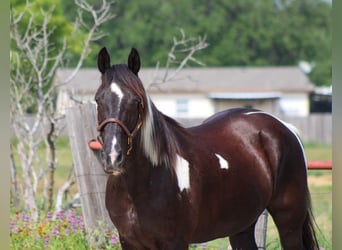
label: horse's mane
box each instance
[141,95,189,168]
[113,64,188,168]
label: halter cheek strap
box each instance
[97,101,144,155]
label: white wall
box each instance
[151,92,310,118]
[150,93,214,119]
[57,91,310,119]
[279,93,310,116]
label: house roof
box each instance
[208,92,282,100]
[56,66,314,95]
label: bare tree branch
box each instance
[60,0,115,86]
[10,0,114,219]
[147,29,208,90]
[10,144,20,209]
[55,170,76,214]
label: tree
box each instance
[148,28,208,88]
[60,0,331,85]
[10,0,114,220]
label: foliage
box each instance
[10,0,88,69]
[60,0,331,86]
[10,209,121,249]
[10,210,88,249]
[10,0,114,220]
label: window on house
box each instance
[176,99,189,116]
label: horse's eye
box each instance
[133,97,141,104]
[95,95,102,103]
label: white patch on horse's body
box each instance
[175,154,190,191]
[216,153,229,169]
[244,110,307,164]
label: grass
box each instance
[265,171,332,250]
[304,142,332,161]
[10,138,331,249]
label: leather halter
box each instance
[97,100,144,155]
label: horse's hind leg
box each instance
[268,207,306,249]
[229,223,258,250]
[267,190,308,250]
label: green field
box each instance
[10,138,332,249]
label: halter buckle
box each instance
[127,136,133,155]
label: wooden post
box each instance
[66,103,115,247]
[255,210,268,249]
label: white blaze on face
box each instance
[110,82,124,104]
[109,82,124,162]
[216,154,229,169]
[109,137,119,165]
[175,155,190,191]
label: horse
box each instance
[93,47,319,250]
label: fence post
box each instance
[66,102,115,247]
[255,210,268,249]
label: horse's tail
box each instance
[303,195,319,250]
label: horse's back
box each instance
[191,107,307,183]
[191,108,303,157]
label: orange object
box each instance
[88,140,103,151]
[307,160,332,170]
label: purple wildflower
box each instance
[9,220,16,234]
[21,213,30,223]
[55,209,65,220]
[52,225,60,238]
[44,236,50,247]
[75,215,85,231]
[80,222,85,231]
[67,211,78,231]
[47,211,53,222]
[111,233,118,245]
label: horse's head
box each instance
[95,47,145,174]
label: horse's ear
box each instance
[128,48,140,75]
[97,47,111,74]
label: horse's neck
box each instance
[123,104,185,197]
[124,142,178,201]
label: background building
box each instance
[56,66,315,120]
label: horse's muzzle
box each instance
[88,139,125,174]
[102,150,124,174]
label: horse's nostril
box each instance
[116,151,124,164]
[105,150,124,168]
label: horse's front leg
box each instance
[119,234,143,250]
[161,239,189,250]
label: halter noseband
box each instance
[97,100,144,156]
